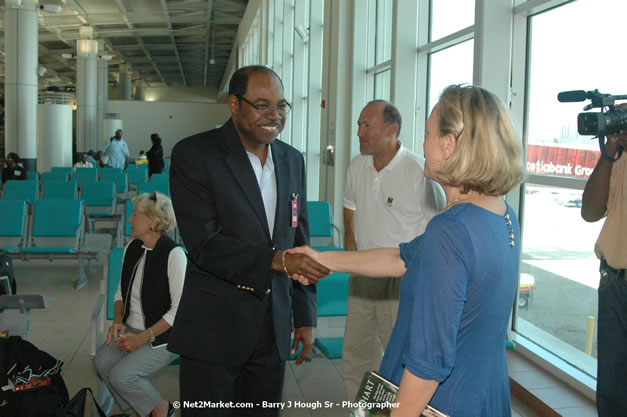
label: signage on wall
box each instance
[526,144,599,178]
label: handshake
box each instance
[278,246,329,285]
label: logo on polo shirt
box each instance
[386,196,393,207]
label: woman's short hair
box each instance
[132,192,177,235]
[435,84,525,196]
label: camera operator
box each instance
[581,103,627,417]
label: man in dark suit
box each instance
[168,65,330,417]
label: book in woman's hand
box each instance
[349,371,449,417]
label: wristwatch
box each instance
[148,327,156,343]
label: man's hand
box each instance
[286,246,326,285]
[292,326,314,365]
[605,103,627,157]
[273,249,330,284]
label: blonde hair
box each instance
[436,84,525,195]
[133,192,177,235]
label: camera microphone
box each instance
[557,90,590,103]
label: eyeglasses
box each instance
[236,95,292,116]
[149,192,157,202]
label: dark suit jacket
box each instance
[168,119,316,367]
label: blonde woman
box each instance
[95,192,185,417]
[292,85,525,417]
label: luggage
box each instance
[54,387,107,417]
[0,249,17,295]
[0,336,69,417]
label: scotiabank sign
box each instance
[527,144,600,179]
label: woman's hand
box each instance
[117,331,148,353]
[106,322,126,345]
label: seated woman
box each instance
[94,192,186,417]
[2,152,27,183]
[291,85,525,417]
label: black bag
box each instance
[54,387,107,417]
[0,337,69,417]
[0,249,16,295]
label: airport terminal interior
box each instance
[0,0,623,416]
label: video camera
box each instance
[558,89,627,161]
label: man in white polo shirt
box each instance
[342,100,444,401]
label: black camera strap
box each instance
[599,136,623,162]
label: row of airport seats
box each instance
[0,199,112,289]
[1,178,170,205]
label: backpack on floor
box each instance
[0,336,69,417]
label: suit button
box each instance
[265,288,272,295]
[272,246,276,250]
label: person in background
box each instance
[291,84,525,417]
[103,129,129,170]
[73,153,93,171]
[2,152,26,183]
[581,103,627,417]
[96,151,108,168]
[86,150,99,167]
[136,150,149,166]
[341,99,444,401]
[146,133,164,177]
[94,192,185,417]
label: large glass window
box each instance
[427,39,474,113]
[430,0,475,41]
[375,0,393,65]
[517,0,627,377]
[374,69,391,101]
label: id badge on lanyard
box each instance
[291,193,299,228]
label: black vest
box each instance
[120,235,179,347]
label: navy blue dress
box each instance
[379,203,520,417]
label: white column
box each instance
[96,39,109,148]
[320,0,354,216]
[4,0,38,171]
[390,0,420,152]
[76,26,98,152]
[473,0,514,103]
[37,103,73,171]
[473,0,520,211]
[134,80,145,101]
[119,64,132,100]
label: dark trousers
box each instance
[179,297,285,417]
[596,259,627,417]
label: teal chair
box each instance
[3,180,38,203]
[90,248,125,414]
[150,173,169,183]
[26,171,40,181]
[42,181,77,200]
[73,167,99,186]
[126,165,148,193]
[51,166,72,177]
[138,181,169,197]
[21,200,83,254]
[0,200,28,252]
[313,246,349,359]
[100,169,128,198]
[307,201,341,247]
[42,171,69,183]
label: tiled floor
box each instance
[13,258,580,417]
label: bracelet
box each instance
[148,327,155,343]
[281,250,290,277]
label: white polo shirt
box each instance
[343,144,444,251]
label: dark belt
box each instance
[601,258,626,279]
